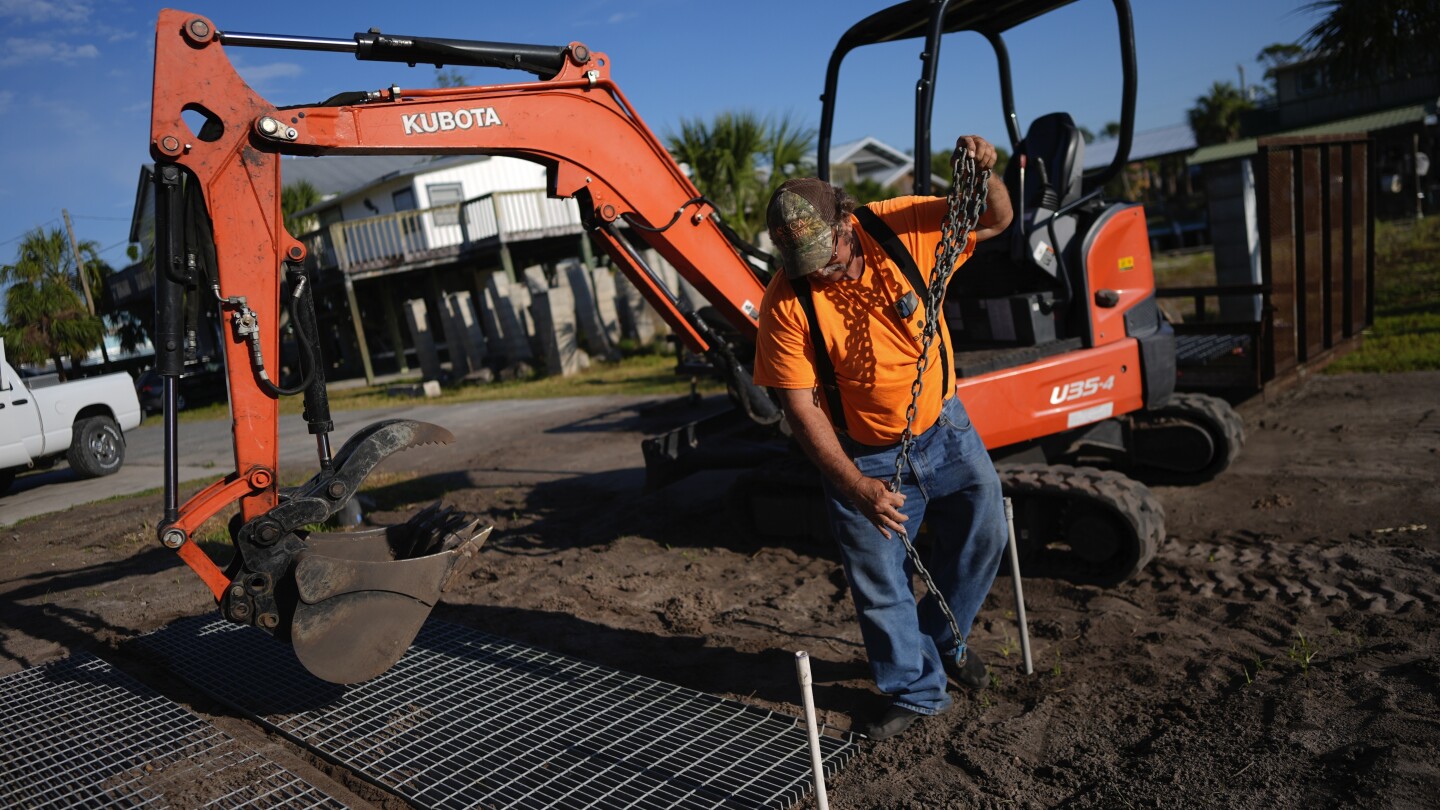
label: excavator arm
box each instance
[149,9,775,682]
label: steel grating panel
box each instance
[141,616,859,809]
[0,651,349,809]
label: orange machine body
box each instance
[956,204,1156,451]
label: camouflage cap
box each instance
[766,178,839,279]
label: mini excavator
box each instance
[148,1,1240,684]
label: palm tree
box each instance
[1187,81,1255,146]
[665,111,815,242]
[282,180,323,236]
[1300,0,1438,82]
[0,228,104,379]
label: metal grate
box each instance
[1176,332,1251,365]
[0,651,348,809]
[142,616,858,809]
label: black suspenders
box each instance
[790,206,952,435]
[790,273,848,433]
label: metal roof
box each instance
[1188,102,1433,166]
[1082,123,1195,170]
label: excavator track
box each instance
[998,463,1165,586]
[1125,392,1245,485]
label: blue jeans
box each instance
[820,396,1007,715]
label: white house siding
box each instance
[412,157,553,249]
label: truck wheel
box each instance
[68,416,125,478]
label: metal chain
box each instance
[886,152,991,658]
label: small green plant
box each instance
[998,627,1015,659]
[1288,632,1319,675]
[1241,654,1272,685]
[987,667,1002,690]
[1050,648,1063,678]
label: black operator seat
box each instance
[1005,111,1084,285]
[947,112,1085,351]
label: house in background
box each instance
[283,153,604,383]
[1188,52,1437,322]
[828,136,948,192]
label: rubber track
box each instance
[998,464,1166,586]
[1168,391,1245,468]
[1130,392,1245,484]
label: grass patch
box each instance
[1153,250,1217,322]
[1329,217,1440,374]
[175,352,721,422]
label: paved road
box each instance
[0,394,706,528]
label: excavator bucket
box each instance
[291,506,489,683]
[220,420,492,684]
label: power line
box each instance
[69,214,135,222]
[0,219,63,247]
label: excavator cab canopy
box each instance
[817,0,1137,196]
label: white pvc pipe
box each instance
[1004,497,1034,675]
[794,651,830,810]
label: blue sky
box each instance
[0,0,1320,277]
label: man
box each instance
[753,135,1013,740]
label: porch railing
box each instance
[300,189,582,275]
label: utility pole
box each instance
[62,209,111,366]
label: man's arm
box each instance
[953,134,1013,242]
[775,387,908,538]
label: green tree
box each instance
[844,177,892,205]
[1187,81,1255,146]
[435,68,468,88]
[1300,0,1439,82]
[0,228,104,379]
[665,111,815,242]
[1101,121,1123,140]
[282,180,323,236]
[1253,42,1307,101]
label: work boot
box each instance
[857,703,927,741]
[944,649,987,691]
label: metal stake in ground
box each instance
[794,651,830,810]
[1004,497,1034,674]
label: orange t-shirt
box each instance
[753,196,976,446]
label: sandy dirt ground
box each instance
[2,371,1437,808]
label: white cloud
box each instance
[0,90,13,114]
[607,12,637,23]
[1,37,100,66]
[0,0,90,24]
[235,61,303,84]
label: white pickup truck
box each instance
[0,344,144,495]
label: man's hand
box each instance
[953,135,999,172]
[843,474,909,539]
[775,387,911,539]
[951,133,1013,240]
